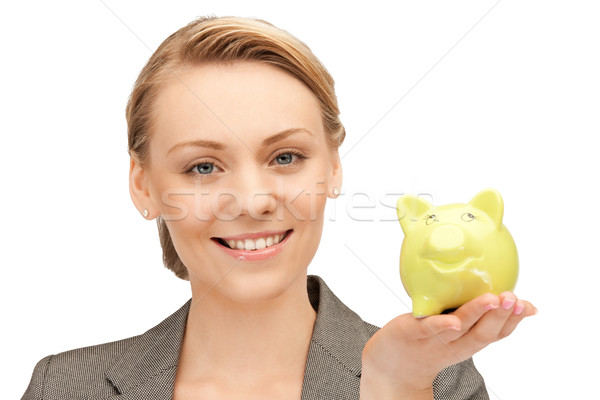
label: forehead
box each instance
[149,61,323,152]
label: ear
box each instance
[129,156,156,219]
[468,188,504,228]
[328,150,343,198]
[396,194,433,233]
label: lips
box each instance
[212,229,293,261]
[215,230,291,251]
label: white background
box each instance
[2,1,598,398]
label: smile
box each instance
[216,230,291,250]
[212,229,293,261]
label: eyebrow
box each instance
[167,139,225,156]
[262,128,313,146]
[166,128,313,156]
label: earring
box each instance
[332,187,339,197]
[142,209,149,218]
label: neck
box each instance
[177,273,317,385]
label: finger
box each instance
[387,313,460,341]
[497,300,537,339]
[459,292,517,348]
[418,314,462,340]
[423,317,470,344]
[450,292,501,331]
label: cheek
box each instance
[288,186,326,267]
[150,174,224,223]
[149,180,216,252]
[283,157,330,222]
[280,169,329,223]
[160,193,215,273]
[148,173,192,221]
[161,196,211,244]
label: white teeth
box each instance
[224,232,288,250]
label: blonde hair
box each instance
[126,16,345,280]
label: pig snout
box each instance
[424,224,469,263]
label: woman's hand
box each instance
[359,292,536,399]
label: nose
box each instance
[425,225,466,262]
[217,168,278,221]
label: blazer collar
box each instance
[105,298,189,399]
[105,275,373,398]
[304,275,373,377]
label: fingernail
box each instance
[513,303,525,315]
[501,298,515,310]
[485,303,499,311]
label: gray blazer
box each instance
[23,275,488,399]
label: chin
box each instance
[201,266,309,305]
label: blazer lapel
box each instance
[301,276,378,399]
[104,300,191,399]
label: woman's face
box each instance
[130,61,342,302]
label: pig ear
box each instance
[396,195,433,233]
[468,188,504,228]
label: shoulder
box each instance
[22,335,140,399]
[21,300,191,400]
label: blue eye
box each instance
[194,162,215,174]
[275,153,294,165]
[272,151,307,166]
[185,160,223,177]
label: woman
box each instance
[22,16,535,399]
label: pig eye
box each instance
[425,214,438,225]
[461,212,475,222]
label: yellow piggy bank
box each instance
[396,189,518,317]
